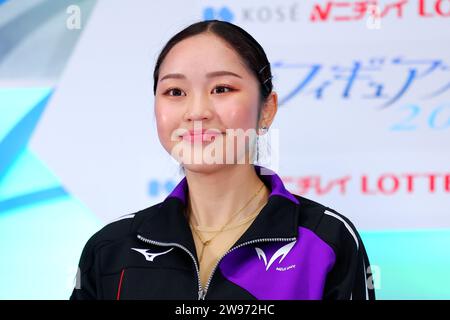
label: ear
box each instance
[258,91,278,131]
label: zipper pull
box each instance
[198,289,206,300]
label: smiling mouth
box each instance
[181,132,224,143]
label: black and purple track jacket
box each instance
[70,165,376,300]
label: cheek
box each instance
[155,103,180,149]
[217,96,259,130]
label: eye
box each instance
[163,88,186,97]
[212,85,234,94]
[162,85,235,96]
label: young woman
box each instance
[70,20,375,300]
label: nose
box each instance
[183,94,213,122]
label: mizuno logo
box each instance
[131,248,174,262]
[255,240,296,271]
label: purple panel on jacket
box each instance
[165,165,299,205]
[218,227,336,300]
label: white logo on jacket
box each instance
[131,248,174,262]
[255,240,297,271]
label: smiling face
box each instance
[154,33,264,173]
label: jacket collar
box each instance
[137,165,300,257]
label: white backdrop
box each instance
[28,0,450,230]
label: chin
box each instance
[181,162,230,175]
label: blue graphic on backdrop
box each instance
[148,179,176,197]
[203,6,234,22]
[0,90,68,213]
[272,57,450,108]
[390,103,450,131]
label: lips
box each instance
[181,129,223,143]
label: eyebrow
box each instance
[159,70,242,82]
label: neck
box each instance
[185,164,270,228]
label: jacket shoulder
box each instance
[293,194,361,253]
[84,202,162,250]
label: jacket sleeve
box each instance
[320,209,376,300]
[70,233,100,300]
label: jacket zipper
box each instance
[138,234,296,300]
[137,234,205,300]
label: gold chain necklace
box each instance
[188,182,265,263]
